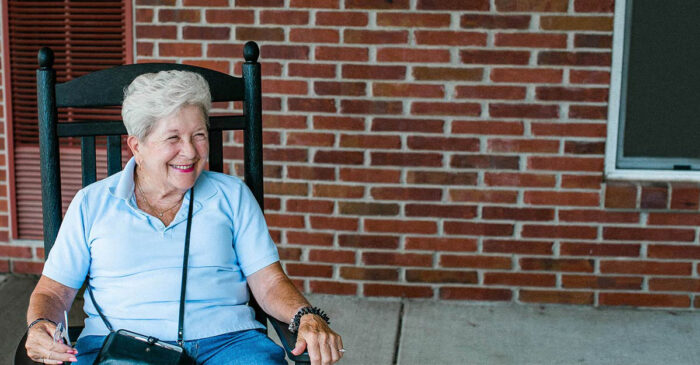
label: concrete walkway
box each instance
[4,274,700,364]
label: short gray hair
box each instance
[122,70,212,140]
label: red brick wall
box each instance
[0,8,15,272]
[5,0,700,309]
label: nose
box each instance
[180,138,196,158]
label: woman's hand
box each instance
[292,314,344,365]
[25,321,78,364]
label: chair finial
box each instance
[244,41,259,63]
[38,47,54,68]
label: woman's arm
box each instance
[247,262,344,365]
[25,275,79,364]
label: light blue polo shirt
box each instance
[43,157,280,341]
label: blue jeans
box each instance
[75,329,286,365]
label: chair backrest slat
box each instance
[208,130,223,173]
[81,136,97,187]
[106,136,122,176]
[58,121,127,137]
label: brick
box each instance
[418,0,489,10]
[564,141,605,155]
[415,31,487,46]
[561,174,603,189]
[363,252,432,267]
[407,136,479,152]
[346,0,410,9]
[236,0,282,6]
[183,26,230,40]
[310,281,357,295]
[575,0,614,12]
[489,103,559,119]
[262,46,310,60]
[290,0,338,8]
[482,207,554,221]
[600,293,690,308]
[365,219,438,234]
[137,42,154,57]
[452,121,523,136]
[314,150,364,165]
[444,222,514,237]
[339,134,401,149]
[310,216,359,231]
[491,68,563,83]
[260,10,309,25]
[371,187,442,201]
[315,46,369,62]
[287,132,334,147]
[405,237,478,252]
[440,287,512,301]
[536,87,608,102]
[378,47,452,62]
[315,81,366,96]
[286,231,333,246]
[365,284,433,298]
[183,0,226,4]
[236,27,284,41]
[344,30,408,44]
[288,98,336,113]
[483,239,553,255]
[314,116,365,131]
[529,156,603,172]
[407,269,478,284]
[412,102,481,116]
[457,86,526,100]
[496,0,567,11]
[485,172,556,187]
[441,254,511,269]
[206,9,255,24]
[563,275,642,290]
[373,83,444,98]
[342,65,405,80]
[520,290,593,305]
[286,199,334,214]
[485,273,556,287]
[339,202,399,216]
[289,63,335,77]
[341,100,403,115]
[207,44,244,58]
[496,33,567,48]
[449,189,518,204]
[136,0,174,6]
[309,249,355,264]
[575,34,612,49]
[135,8,153,22]
[406,171,477,186]
[603,227,695,242]
[287,165,335,181]
[265,214,305,229]
[524,191,600,207]
[640,185,668,209]
[488,139,559,153]
[340,267,398,281]
[413,67,483,81]
[541,16,613,31]
[648,245,700,260]
[461,14,530,29]
[601,260,692,276]
[569,105,608,120]
[136,25,177,39]
[521,258,594,273]
[539,51,611,66]
[286,263,333,278]
[604,183,637,209]
[372,118,443,133]
[450,155,519,170]
[338,234,399,249]
[290,28,340,43]
[340,168,401,183]
[670,185,700,210]
[649,278,700,292]
[561,243,640,257]
[532,122,605,137]
[261,148,308,162]
[405,204,477,219]
[265,181,308,196]
[316,11,368,26]
[647,213,700,226]
[372,152,443,167]
[570,70,610,85]
[461,50,530,65]
[262,79,308,95]
[278,247,302,261]
[0,245,32,258]
[313,184,364,198]
[558,209,639,224]
[158,9,200,23]
[12,261,43,275]
[521,225,597,239]
[377,13,450,27]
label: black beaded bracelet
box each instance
[288,306,330,333]
[27,317,57,330]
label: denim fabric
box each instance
[75,329,286,365]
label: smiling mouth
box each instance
[171,163,195,172]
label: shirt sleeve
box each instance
[42,189,92,289]
[232,182,279,277]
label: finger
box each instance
[319,335,332,365]
[337,335,344,358]
[292,336,307,356]
[45,348,78,364]
[307,338,322,365]
[329,336,341,363]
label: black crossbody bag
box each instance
[87,188,196,365]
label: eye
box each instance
[167,136,178,142]
[194,133,207,140]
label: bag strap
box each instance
[86,187,195,343]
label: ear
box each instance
[126,135,141,163]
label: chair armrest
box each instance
[268,316,310,364]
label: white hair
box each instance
[122,70,212,140]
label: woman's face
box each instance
[128,104,209,195]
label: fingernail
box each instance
[69,356,78,361]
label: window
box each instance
[606,0,700,181]
[4,0,132,238]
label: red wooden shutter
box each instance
[7,0,129,239]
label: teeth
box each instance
[173,164,194,170]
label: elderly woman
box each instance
[25,71,343,365]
